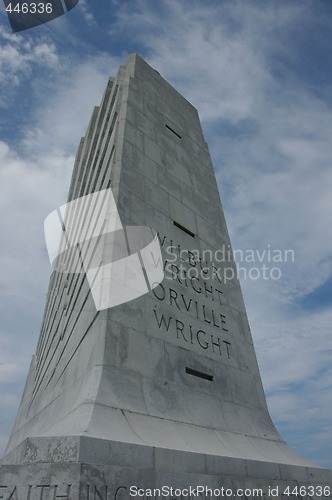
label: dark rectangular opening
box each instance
[185,367,213,381]
[165,124,182,139]
[173,220,195,238]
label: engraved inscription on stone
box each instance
[151,232,231,361]
[0,484,72,500]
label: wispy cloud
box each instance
[0,26,59,101]
[78,0,98,28]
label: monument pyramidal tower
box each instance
[1,54,331,500]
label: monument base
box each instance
[1,437,332,500]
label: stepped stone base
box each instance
[1,437,332,500]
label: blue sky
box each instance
[1,0,332,469]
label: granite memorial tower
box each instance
[1,54,331,499]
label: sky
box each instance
[0,0,332,469]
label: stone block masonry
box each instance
[1,54,331,498]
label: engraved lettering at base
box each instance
[0,485,73,500]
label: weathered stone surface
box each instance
[1,438,332,500]
[1,54,331,495]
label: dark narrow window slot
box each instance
[185,367,213,381]
[173,220,195,238]
[165,124,182,139]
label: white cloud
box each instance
[78,0,97,27]
[0,435,10,455]
[0,26,59,96]
[0,334,29,384]
[28,56,121,155]
[113,0,271,123]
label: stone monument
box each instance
[1,54,331,500]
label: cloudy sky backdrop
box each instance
[0,0,332,468]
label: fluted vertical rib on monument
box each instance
[1,54,327,477]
